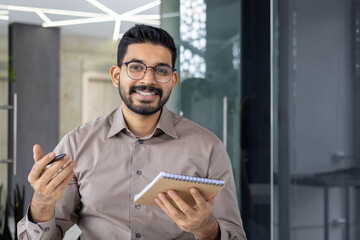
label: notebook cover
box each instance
[134,173,225,206]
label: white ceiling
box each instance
[2,0,161,39]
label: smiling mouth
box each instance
[129,85,162,99]
[135,90,157,96]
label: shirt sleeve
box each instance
[208,140,247,240]
[17,134,81,240]
[17,206,58,240]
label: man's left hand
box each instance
[155,188,220,240]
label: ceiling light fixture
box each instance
[0,1,162,39]
[126,14,160,20]
[0,15,8,21]
[35,9,52,24]
[41,15,160,28]
[121,0,161,18]
[113,18,121,41]
[42,16,115,27]
[86,0,119,17]
[0,10,9,15]
[86,0,161,40]
[0,5,106,18]
[127,19,160,25]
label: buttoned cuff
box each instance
[25,206,57,240]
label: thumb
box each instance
[33,144,44,162]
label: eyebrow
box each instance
[127,58,172,67]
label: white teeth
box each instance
[136,91,156,96]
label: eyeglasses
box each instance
[120,61,176,83]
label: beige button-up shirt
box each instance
[18,107,246,240]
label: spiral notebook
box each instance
[134,172,225,206]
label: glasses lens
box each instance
[126,62,173,83]
[154,66,172,83]
[127,62,146,80]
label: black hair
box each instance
[117,24,177,67]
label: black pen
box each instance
[47,153,67,166]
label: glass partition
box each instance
[272,0,360,239]
[163,0,242,197]
[178,0,242,202]
[162,1,271,239]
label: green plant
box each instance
[0,197,12,240]
[0,184,25,240]
[8,68,16,83]
[8,56,16,83]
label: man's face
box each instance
[114,43,177,116]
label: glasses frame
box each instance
[120,61,177,83]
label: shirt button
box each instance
[34,230,40,234]
[137,170,142,175]
[139,139,144,144]
[135,204,141,209]
[136,233,141,238]
[45,227,50,231]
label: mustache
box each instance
[129,85,163,96]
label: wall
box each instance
[59,34,118,138]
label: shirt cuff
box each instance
[25,206,57,240]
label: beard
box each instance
[118,80,171,116]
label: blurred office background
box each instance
[0,0,359,240]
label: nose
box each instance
[140,67,156,84]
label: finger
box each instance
[28,152,56,184]
[190,188,207,210]
[40,156,71,185]
[33,144,44,162]
[55,168,75,193]
[48,161,74,185]
[42,154,71,173]
[155,197,169,214]
[49,161,75,191]
[46,154,71,169]
[167,190,194,215]
[28,153,68,184]
[158,192,184,219]
[31,156,69,190]
[31,161,74,203]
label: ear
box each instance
[110,65,120,88]
[171,71,179,90]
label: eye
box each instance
[129,63,145,71]
[155,66,171,75]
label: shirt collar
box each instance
[156,106,178,139]
[107,107,127,139]
[107,106,178,139]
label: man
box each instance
[18,24,247,240]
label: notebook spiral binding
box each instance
[163,172,225,186]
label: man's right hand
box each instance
[28,144,75,223]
